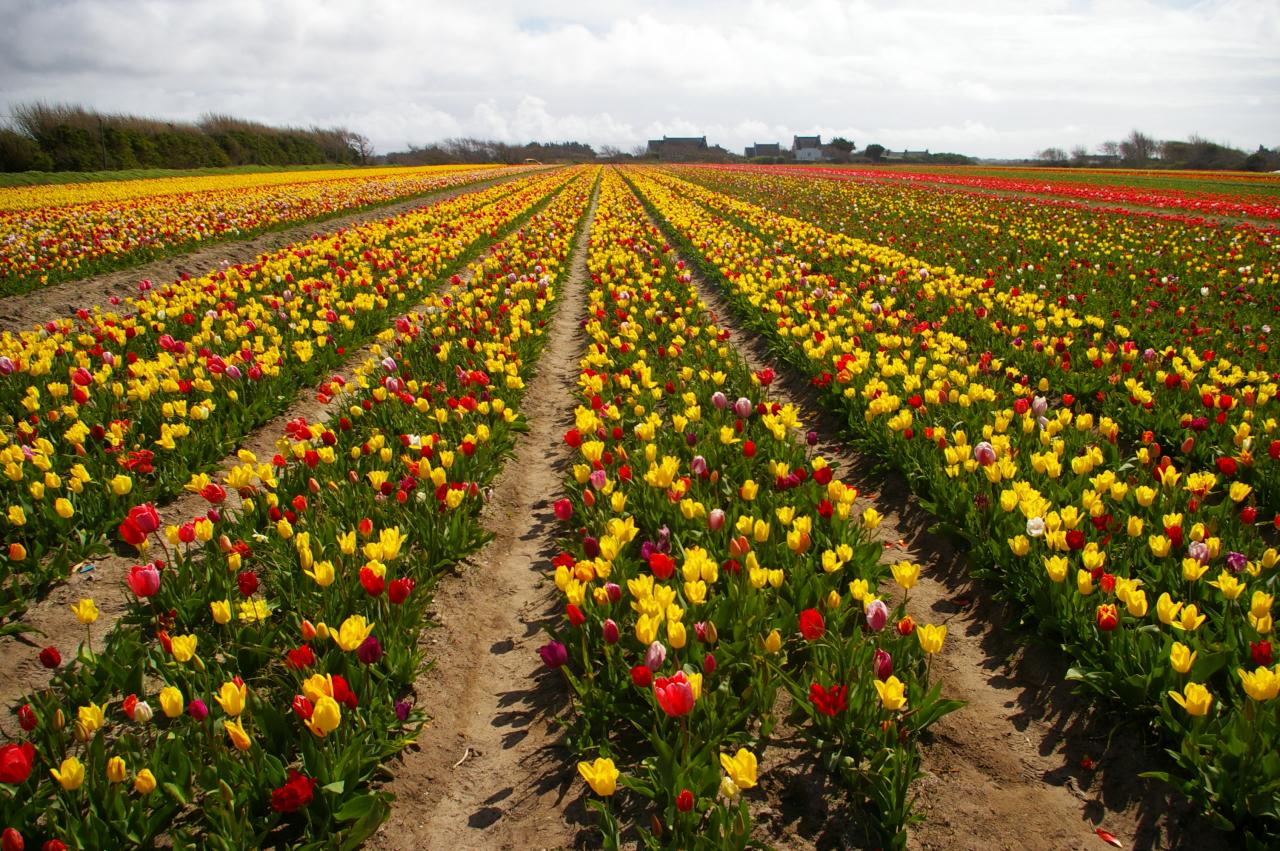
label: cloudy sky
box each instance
[1,0,1277,159]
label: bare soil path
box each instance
[673,245,1228,850]
[373,183,602,851]
[0,169,535,333]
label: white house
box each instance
[793,135,822,162]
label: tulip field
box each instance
[2,161,1280,849]
[0,164,522,295]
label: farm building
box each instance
[793,135,822,161]
[646,136,708,159]
[745,142,782,158]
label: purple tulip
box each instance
[1227,551,1248,574]
[602,619,620,645]
[604,582,622,603]
[583,536,600,558]
[873,648,893,681]
[690,456,708,476]
[708,509,726,532]
[395,700,412,722]
[357,636,384,665]
[645,641,667,671]
[711,391,728,409]
[538,641,568,669]
[733,397,753,418]
[188,699,209,721]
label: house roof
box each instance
[793,135,821,148]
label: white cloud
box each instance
[0,0,1276,158]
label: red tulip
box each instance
[798,608,825,641]
[271,770,316,813]
[808,682,849,716]
[654,672,696,716]
[1095,604,1119,631]
[126,503,160,534]
[358,567,384,597]
[38,646,61,669]
[649,552,676,580]
[388,577,415,605]
[553,499,573,521]
[0,742,35,784]
[676,789,695,812]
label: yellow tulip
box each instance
[224,717,253,751]
[1238,666,1280,701]
[158,686,184,718]
[917,624,946,655]
[215,681,247,716]
[719,748,758,790]
[875,675,908,711]
[333,614,374,651]
[51,756,85,791]
[170,634,198,663]
[55,498,74,519]
[577,757,619,796]
[891,560,919,591]
[1168,682,1213,716]
[134,768,157,794]
[69,597,99,624]
[763,629,782,654]
[106,756,127,784]
[306,696,342,737]
[1169,642,1196,674]
[211,599,232,625]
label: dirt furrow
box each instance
[373,183,601,851]
[0,168,538,333]
[666,237,1226,850]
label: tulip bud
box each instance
[602,619,619,644]
[604,582,621,603]
[708,508,725,531]
[644,641,667,671]
[133,700,153,723]
[107,756,127,784]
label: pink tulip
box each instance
[865,599,889,632]
[127,563,161,597]
[708,509,725,531]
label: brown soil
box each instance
[372,183,602,851]
[681,261,1229,851]
[0,169,534,333]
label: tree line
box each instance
[0,102,373,173]
[1035,130,1280,171]
[383,138,597,165]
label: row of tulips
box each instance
[627,166,1280,841]
[0,169,573,625]
[548,169,958,850]
[673,166,1280,509]
[0,167,596,850]
[709,164,1280,221]
[0,164,524,294]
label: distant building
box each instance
[745,142,782,158]
[793,135,822,162]
[647,136,708,159]
[884,149,930,161]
